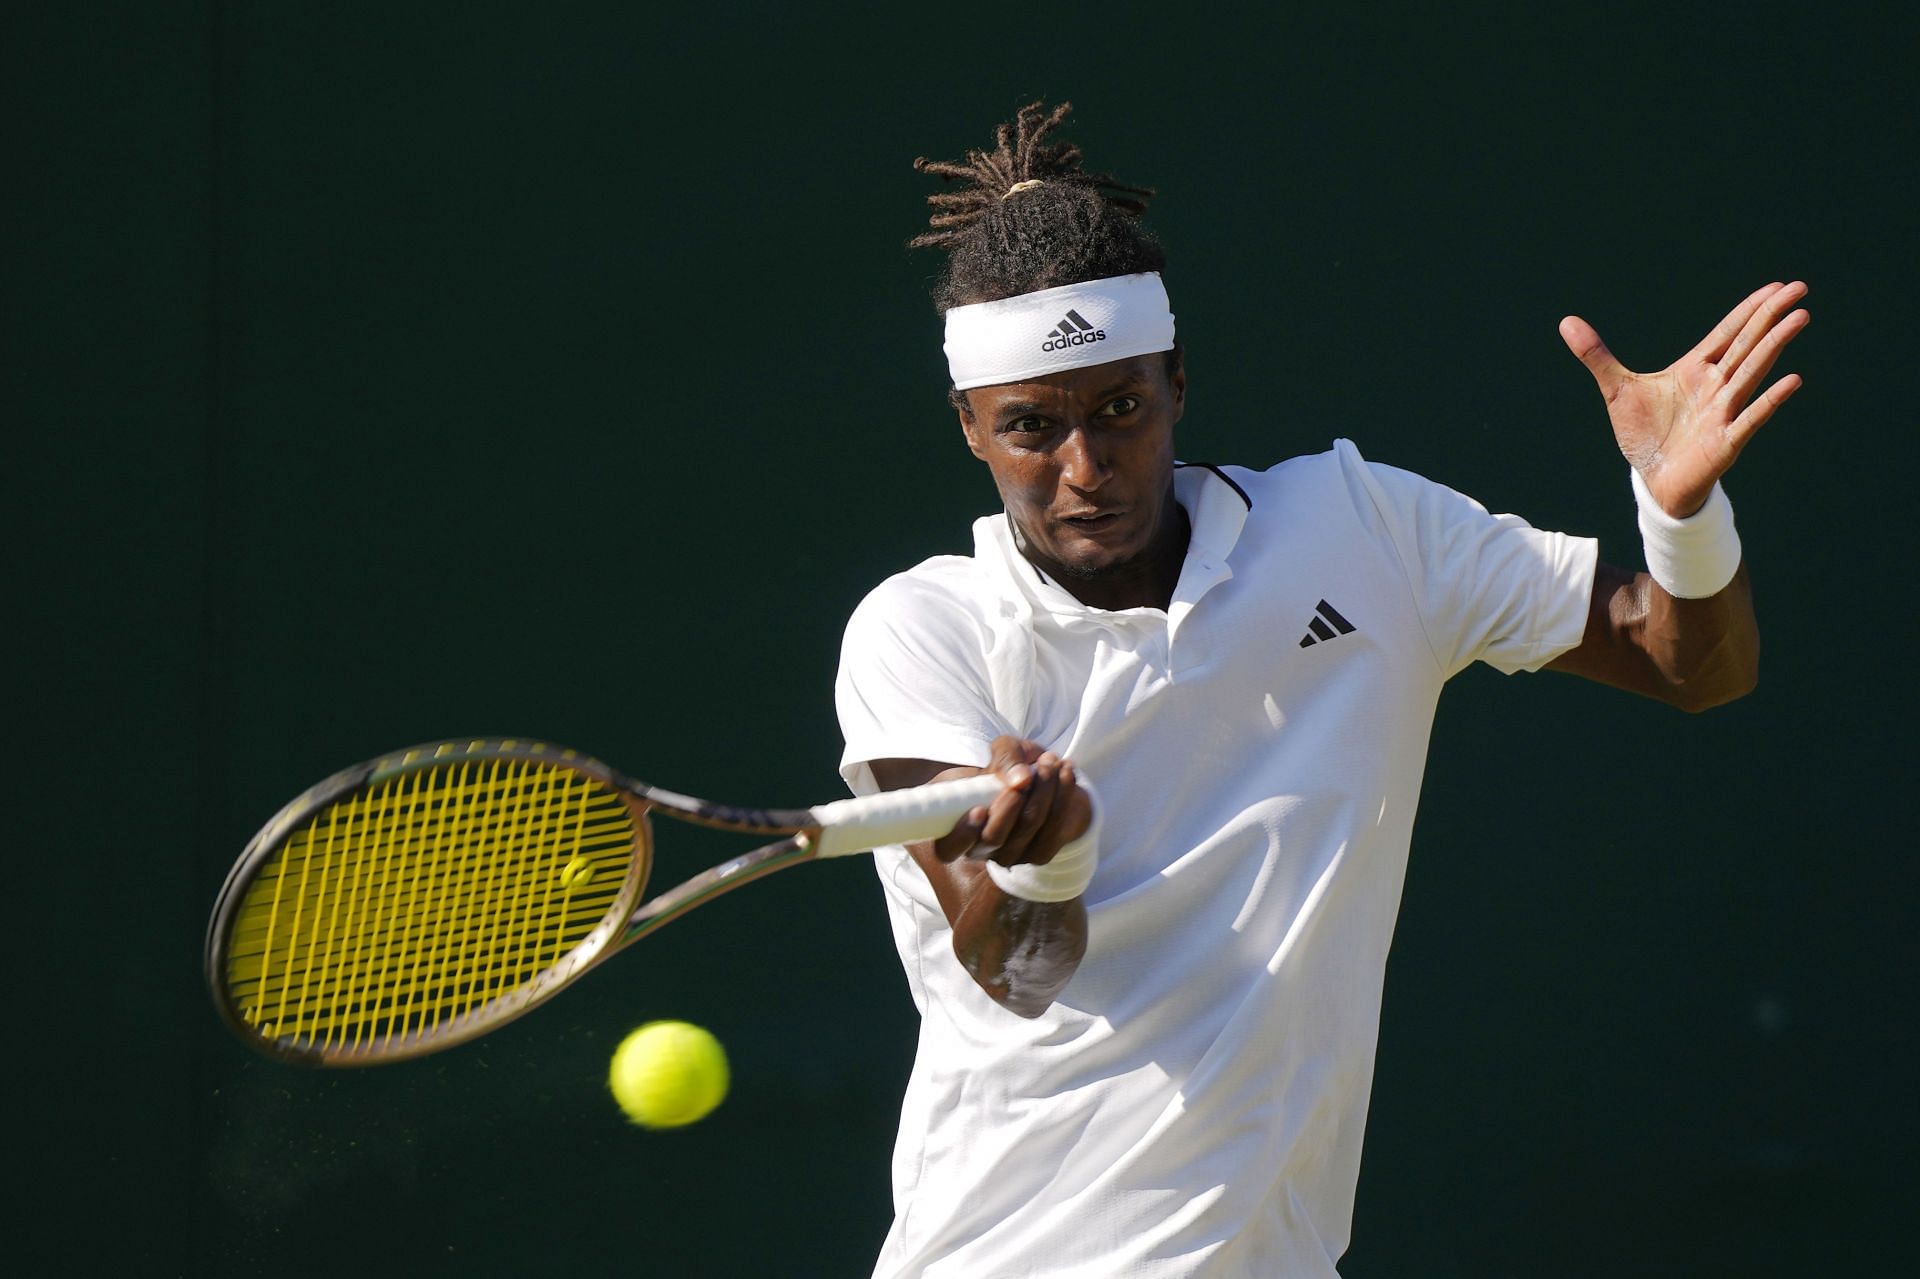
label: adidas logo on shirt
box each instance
[1041,309,1107,352]
[1297,599,1357,648]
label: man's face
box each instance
[960,353,1186,586]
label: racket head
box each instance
[206,739,652,1067]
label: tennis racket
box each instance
[206,737,1005,1068]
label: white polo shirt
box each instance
[836,440,1598,1279]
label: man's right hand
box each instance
[928,736,1094,869]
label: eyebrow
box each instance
[992,380,1147,423]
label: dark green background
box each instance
[15,2,1915,1274]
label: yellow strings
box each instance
[228,762,633,1051]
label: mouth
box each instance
[1061,510,1125,533]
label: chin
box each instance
[1046,541,1141,581]
[1046,556,1111,582]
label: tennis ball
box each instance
[607,1020,729,1129]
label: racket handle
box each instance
[808,773,1008,859]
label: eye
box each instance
[1096,395,1141,418]
[1001,414,1050,435]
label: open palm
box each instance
[1560,281,1809,518]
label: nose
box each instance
[1058,425,1110,492]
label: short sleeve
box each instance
[835,570,1014,796]
[1347,446,1598,678]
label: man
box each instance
[834,102,1806,1278]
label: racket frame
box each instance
[205,739,841,1068]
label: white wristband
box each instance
[1631,467,1742,599]
[983,779,1101,903]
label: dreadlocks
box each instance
[913,101,1180,412]
[912,100,1167,314]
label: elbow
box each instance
[1000,989,1062,1020]
[997,952,1086,1018]
[970,936,1087,1019]
[957,896,1089,1018]
[966,963,1074,1019]
[1672,682,1749,714]
[1661,625,1760,713]
[1669,658,1759,714]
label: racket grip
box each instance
[808,774,1008,859]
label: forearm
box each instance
[1553,560,1759,711]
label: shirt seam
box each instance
[1343,447,1449,679]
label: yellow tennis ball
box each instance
[607,1020,729,1129]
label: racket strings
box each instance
[224,760,638,1053]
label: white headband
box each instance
[943,272,1176,391]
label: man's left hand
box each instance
[1559,280,1809,517]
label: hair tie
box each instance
[1004,179,1044,198]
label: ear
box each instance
[958,401,988,460]
[1167,362,1187,426]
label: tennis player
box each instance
[834,102,1806,1278]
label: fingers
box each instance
[1559,315,1630,399]
[1721,296,1809,410]
[977,735,1047,856]
[931,747,1088,870]
[985,754,1095,869]
[1724,371,1803,456]
[929,759,1031,861]
[966,762,1040,857]
[1690,280,1785,363]
[1714,282,1809,461]
[1716,280,1808,379]
[1024,759,1093,862]
[985,735,1044,774]
[1722,312,1809,413]
[991,755,1086,863]
[930,806,992,862]
[978,754,1059,862]
[930,735,1046,862]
